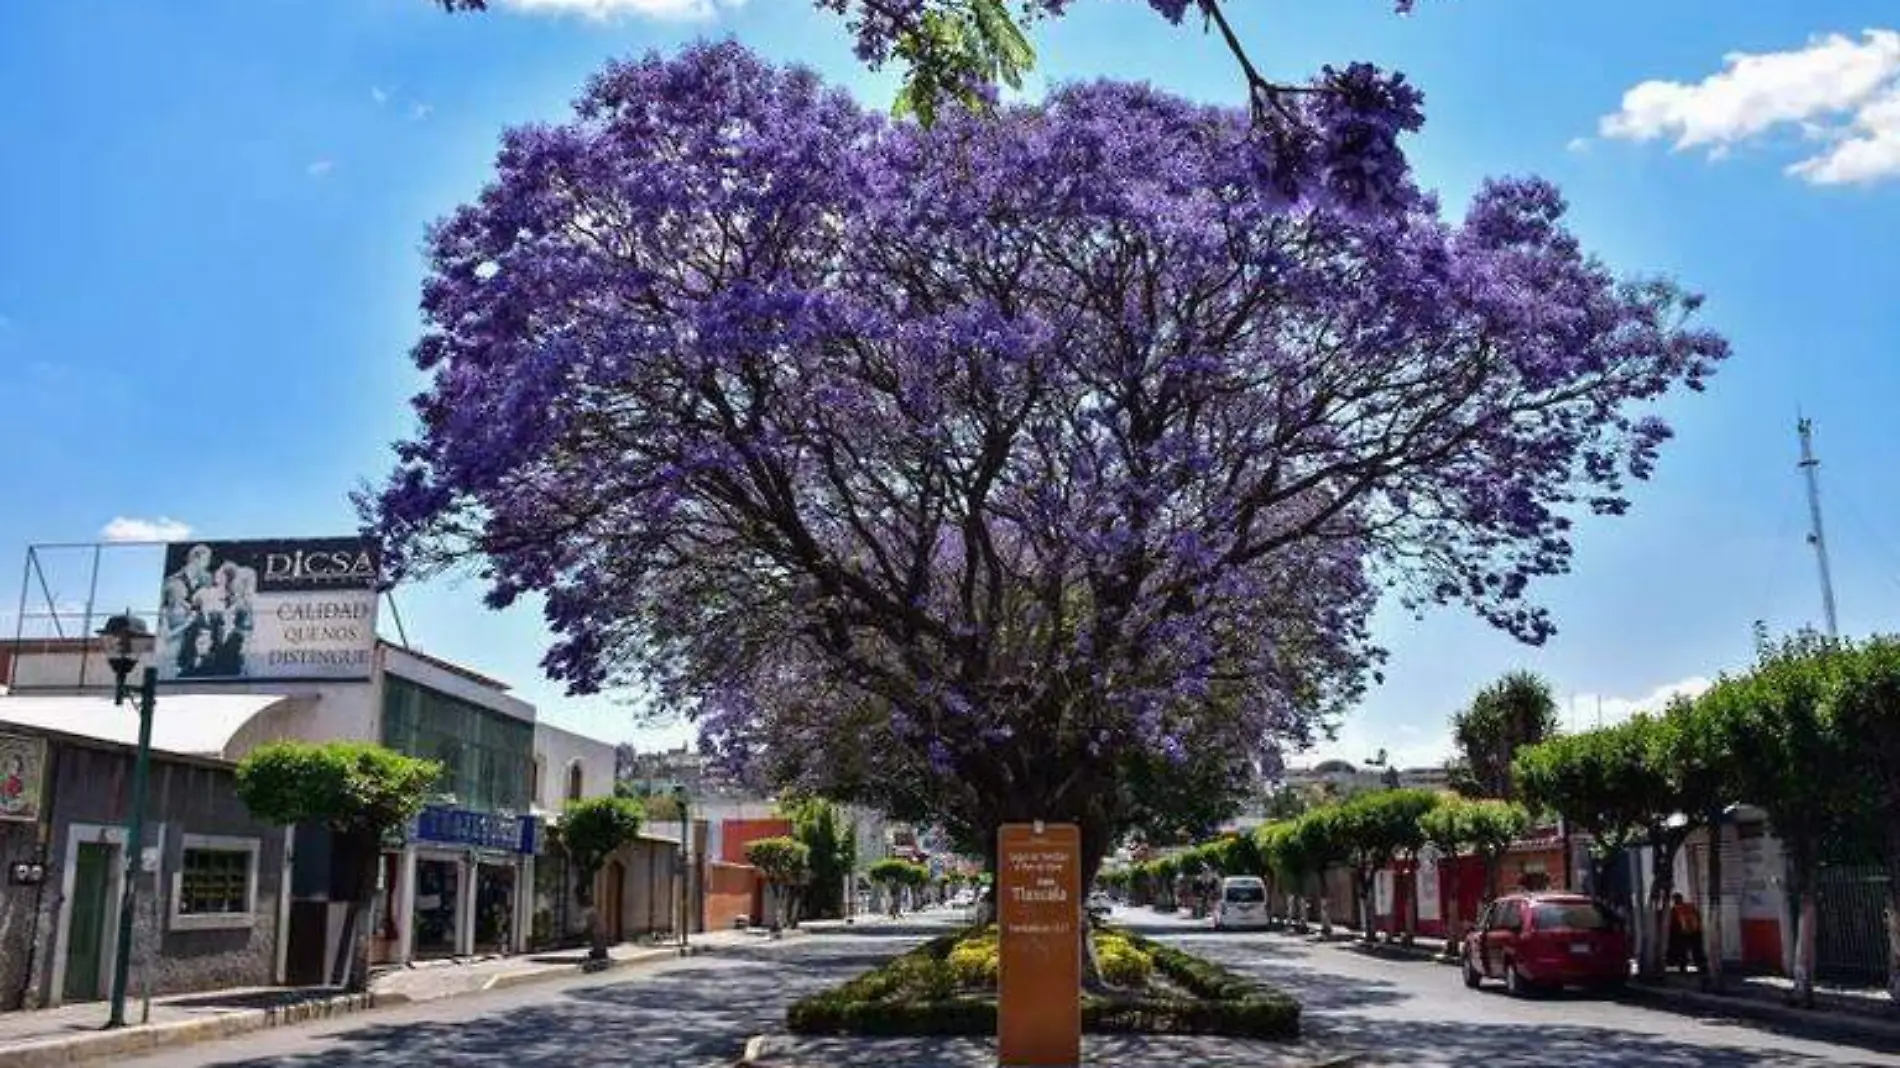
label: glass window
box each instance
[567,763,584,802]
[1532,902,1609,930]
[381,675,533,812]
[179,849,251,915]
[1223,884,1266,903]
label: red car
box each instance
[1461,892,1629,996]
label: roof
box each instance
[0,693,301,760]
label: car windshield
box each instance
[1224,885,1266,903]
[1532,902,1609,930]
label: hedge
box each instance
[786,925,1300,1040]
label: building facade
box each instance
[0,723,290,1010]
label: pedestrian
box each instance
[1668,892,1706,973]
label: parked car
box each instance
[1212,876,1271,930]
[1461,892,1629,996]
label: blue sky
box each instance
[4,0,1899,767]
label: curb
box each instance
[736,1034,1368,1068]
[0,992,376,1068]
[1617,982,1900,1049]
[0,931,813,1068]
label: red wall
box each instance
[720,818,794,864]
[704,861,761,930]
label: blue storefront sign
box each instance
[412,805,537,854]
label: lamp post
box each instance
[99,612,157,1031]
[671,783,690,956]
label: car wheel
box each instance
[1462,951,1483,989]
[1504,959,1534,998]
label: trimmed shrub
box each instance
[947,929,999,987]
[787,924,1300,1040]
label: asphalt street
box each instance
[95,907,1900,1067]
[1125,906,1900,1067]
[101,921,947,1068]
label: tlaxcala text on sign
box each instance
[997,821,1081,1067]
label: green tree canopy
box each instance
[236,741,441,834]
[746,836,813,887]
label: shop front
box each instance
[378,805,538,963]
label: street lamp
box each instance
[98,612,157,1031]
[672,782,690,956]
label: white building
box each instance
[0,636,659,976]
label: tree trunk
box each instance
[1884,818,1900,1006]
[1442,859,1462,959]
[1641,839,1679,980]
[331,827,381,990]
[575,871,605,962]
[1793,886,1817,1008]
[1704,810,1725,991]
[1358,871,1376,944]
[1403,856,1418,947]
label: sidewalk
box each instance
[0,926,794,1068]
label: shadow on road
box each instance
[189,936,913,1067]
[1322,1016,1895,1067]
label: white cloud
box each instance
[100,516,193,543]
[411,102,434,121]
[496,0,743,20]
[1566,137,1592,154]
[1556,676,1714,733]
[371,86,390,105]
[1598,29,1900,185]
[1298,675,1716,773]
[307,159,335,177]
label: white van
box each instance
[1213,876,1270,930]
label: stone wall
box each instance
[0,733,286,1009]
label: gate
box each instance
[1813,863,1891,985]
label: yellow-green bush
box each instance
[1094,937,1154,988]
[948,929,999,988]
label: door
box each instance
[64,842,114,1002]
[1483,900,1521,977]
[602,861,625,944]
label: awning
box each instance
[0,693,307,761]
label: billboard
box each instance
[156,538,380,682]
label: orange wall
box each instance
[704,861,761,930]
[720,818,794,864]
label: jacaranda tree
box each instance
[367,43,1725,891]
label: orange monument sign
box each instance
[997,821,1082,1067]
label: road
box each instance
[98,907,1900,1068]
[103,920,947,1068]
[1124,906,1900,1067]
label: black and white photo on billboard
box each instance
[156,538,380,682]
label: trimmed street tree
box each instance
[1335,788,1438,942]
[1653,690,1742,989]
[869,858,928,914]
[1417,797,1473,957]
[367,42,1724,904]
[1463,799,1531,904]
[234,741,441,989]
[1806,636,1900,1004]
[746,835,813,931]
[1514,729,1647,899]
[1724,634,1872,1007]
[558,795,645,962]
[1449,671,1560,801]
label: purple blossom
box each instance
[366,41,1726,861]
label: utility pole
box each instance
[1797,416,1841,638]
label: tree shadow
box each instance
[1317,1016,1899,1067]
[188,942,886,1067]
[764,1033,1342,1067]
